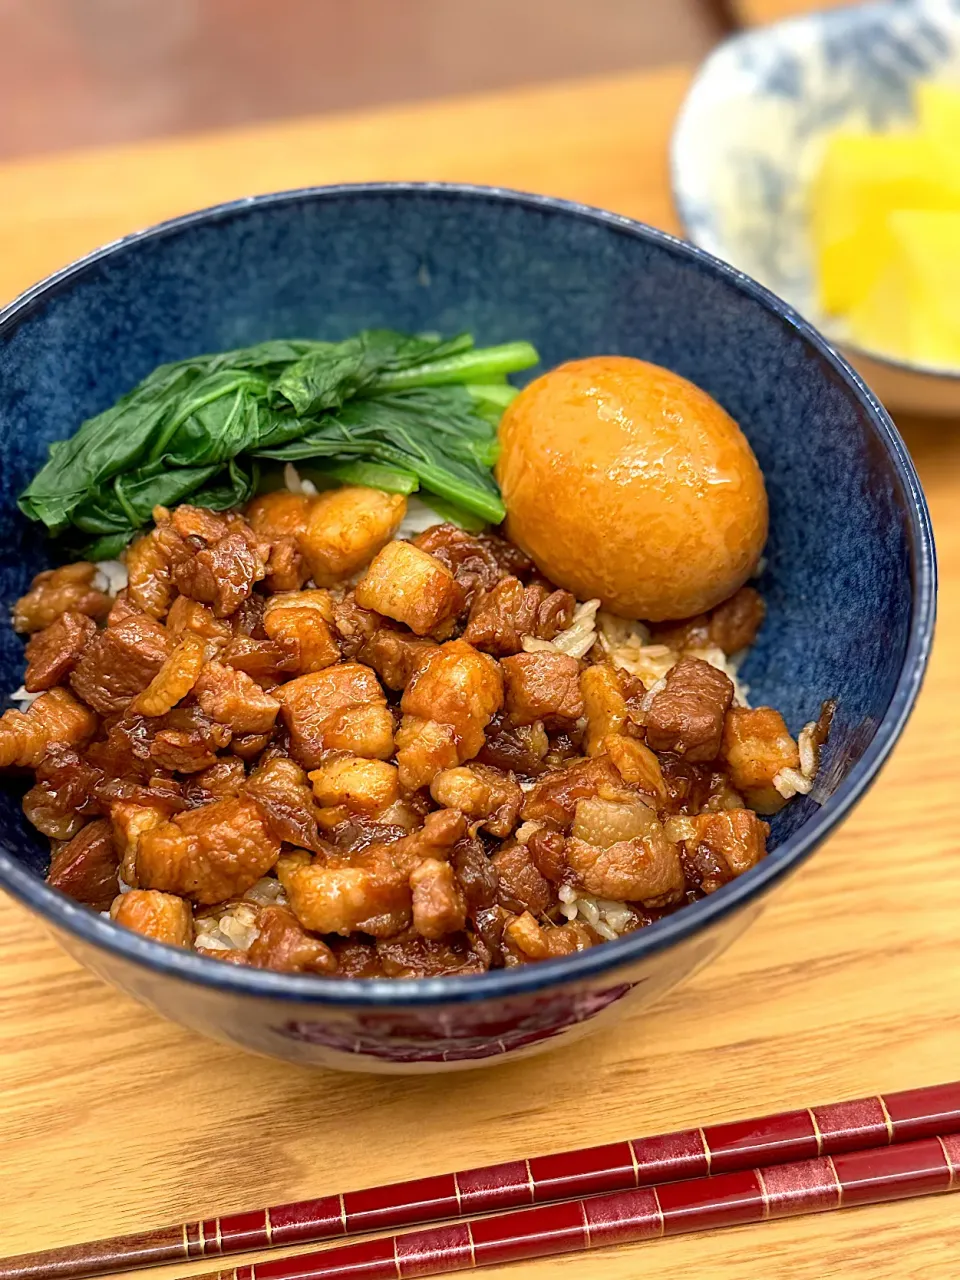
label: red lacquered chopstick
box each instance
[190,1133,960,1280]
[3,1081,959,1280]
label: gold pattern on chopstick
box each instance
[198,1221,206,1256]
[628,1139,640,1185]
[215,1218,223,1254]
[264,1207,273,1245]
[937,1136,956,1189]
[392,1235,402,1279]
[580,1199,592,1247]
[650,1185,666,1238]
[807,1108,824,1155]
[826,1155,844,1206]
[697,1128,711,1174]
[466,1222,478,1268]
[452,1171,463,1211]
[755,1167,771,1219]
[181,1224,190,1259]
[339,1192,347,1232]
[878,1095,895,1143]
[524,1158,535,1202]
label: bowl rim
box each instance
[669,0,960,386]
[0,181,936,1008]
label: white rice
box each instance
[596,612,750,706]
[94,559,128,595]
[283,462,319,497]
[557,884,639,941]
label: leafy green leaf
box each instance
[19,329,535,549]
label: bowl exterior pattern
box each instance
[672,0,960,412]
[0,185,934,1070]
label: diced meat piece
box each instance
[429,764,522,837]
[281,852,410,938]
[70,612,172,714]
[169,504,235,543]
[245,755,324,852]
[124,518,189,620]
[387,809,467,873]
[277,664,394,769]
[501,652,583,728]
[220,635,295,681]
[139,704,231,773]
[451,836,498,914]
[375,932,488,978]
[658,756,712,815]
[644,656,733,762]
[525,827,567,883]
[463,577,575,656]
[133,633,207,717]
[110,889,194,946]
[182,758,247,806]
[413,523,504,603]
[13,562,111,634]
[603,736,667,804]
[106,595,141,627]
[165,595,232,643]
[150,729,226,774]
[193,660,280,736]
[476,716,549,777]
[135,795,281,904]
[355,540,463,637]
[298,487,406,586]
[410,859,466,939]
[246,905,336,973]
[24,746,101,838]
[231,732,274,760]
[173,531,265,617]
[682,808,769,893]
[720,706,800,814]
[24,611,96,692]
[309,757,400,814]
[503,913,595,963]
[110,800,169,886]
[246,493,314,592]
[263,536,309,593]
[246,490,313,540]
[46,819,119,909]
[263,593,339,673]
[0,689,98,769]
[359,629,437,691]
[572,795,657,847]
[521,755,623,830]
[566,806,684,905]
[581,663,629,756]
[230,593,267,638]
[331,594,381,659]
[705,587,766,654]
[328,937,385,978]
[396,640,503,790]
[265,587,335,622]
[651,586,766,656]
[490,842,553,916]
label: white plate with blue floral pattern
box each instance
[672,0,960,414]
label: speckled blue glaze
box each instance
[0,185,935,1071]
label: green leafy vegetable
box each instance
[19,330,538,553]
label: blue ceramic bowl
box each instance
[0,184,935,1072]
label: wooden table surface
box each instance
[2,64,959,1280]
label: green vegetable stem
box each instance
[19,330,539,554]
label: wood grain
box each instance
[1,67,959,1279]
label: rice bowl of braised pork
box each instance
[0,185,934,1070]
